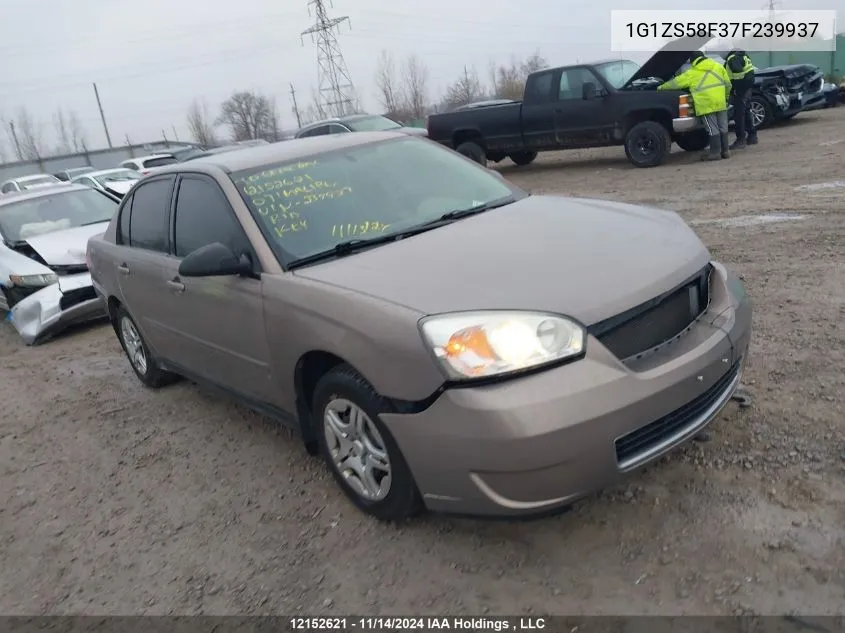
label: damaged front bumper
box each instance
[6,273,108,345]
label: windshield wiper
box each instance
[435,197,516,222]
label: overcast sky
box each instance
[1,0,842,152]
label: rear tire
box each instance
[509,151,537,166]
[115,306,178,388]
[313,363,422,522]
[455,141,487,167]
[675,129,710,152]
[624,121,671,168]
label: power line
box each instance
[301,0,358,117]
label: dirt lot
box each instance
[1,107,844,617]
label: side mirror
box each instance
[582,82,598,100]
[178,242,253,278]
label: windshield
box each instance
[172,148,207,161]
[143,156,178,168]
[0,188,118,242]
[594,60,641,88]
[95,169,141,185]
[346,115,403,132]
[21,176,60,188]
[230,136,518,265]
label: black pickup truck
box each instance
[426,40,714,168]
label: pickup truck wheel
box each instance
[509,151,537,166]
[624,121,671,168]
[675,130,710,152]
[455,141,487,167]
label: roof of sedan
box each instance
[153,131,407,174]
[0,183,90,206]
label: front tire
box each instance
[509,151,537,166]
[115,306,178,388]
[313,364,422,522]
[455,141,487,167]
[748,96,774,129]
[624,121,671,167]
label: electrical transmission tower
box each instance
[301,0,358,118]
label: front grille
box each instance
[588,264,711,362]
[615,359,741,467]
[59,286,97,311]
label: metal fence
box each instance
[749,35,845,81]
[0,140,200,183]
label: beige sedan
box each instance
[87,132,751,521]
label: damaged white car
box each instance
[0,184,117,344]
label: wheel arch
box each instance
[622,109,673,136]
[293,349,443,454]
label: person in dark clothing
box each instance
[725,49,758,149]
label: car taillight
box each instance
[679,94,692,117]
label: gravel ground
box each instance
[1,107,844,616]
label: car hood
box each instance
[399,126,428,137]
[294,196,711,326]
[755,64,818,79]
[626,35,715,85]
[23,222,110,266]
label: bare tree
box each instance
[401,54,429,120]
[216,90,275,142]
[443,66,485,108]
[1,113,21,161]
[301,88,326,125]
[186,98,217,146]
[374,50,402,119]
[53,107,73,154]
[488,52,550,101]
[15,107,45,161]
[66,111,88,153]
[521,51,549,75]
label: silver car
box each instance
[1,174,65,194]
[72,168,142,198]
[0,185,117,344]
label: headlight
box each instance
[9,273,58,287]
[420,311,585,380]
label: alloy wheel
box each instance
[749,101,766,128]
[323,397,392,501]
[120,316,148,375]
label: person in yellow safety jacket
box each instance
[724,49,758,149]
[657,51,732,161]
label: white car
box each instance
[71,168,141,198]
[119,153,178,175]
[1,174,65,194]
[0,184,118,344]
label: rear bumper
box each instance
[7,273,107,345]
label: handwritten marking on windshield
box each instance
[273,220,309,238]
[252,187,353,216]
[240,161,318,184]
[332,222,391,239]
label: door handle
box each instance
[166,278,185,293]
[117,263,130,275]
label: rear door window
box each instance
[128,177,175,252]
[172,176,246,257]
